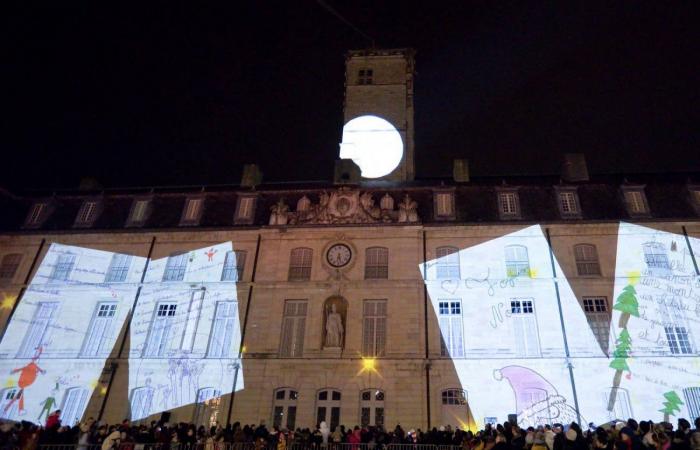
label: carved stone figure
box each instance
[325,304,344,348]
[380,193,394,211]
[398,194,419,223]
[269,198,289,225]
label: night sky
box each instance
[3,2,699,190]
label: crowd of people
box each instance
[2,410,700,450]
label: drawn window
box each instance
[61,387,89,426]
[75,200,100,226]
[583,297,610,353]
[439,300,464,357]
[357,68,373,85]
[50,253,76,281]
[435,192,454,217]
[559,191,579,215]
[130,387,154,421]
[280,300,307,357]
[574,244,601,276]
[26,202,47,227]
[603,387,632,421]
[436,246,460,279]
[128,199,150,226]
[498,192,519,216]
[222,250,246,281]
[316,389,341,430]
[208,301,238,358]
[684,388,700,421]
[365,247,389,279]
[0,253,22,283]
[665,326,693,354]
[510,298,540,357]
[143,302,177,357]
[288,247,312,281]
[360,389,385,427]
[0,388,20,420]
[441,389,467,405]
[194,387,221,427]
[163,252,188,281]
[181,197,203,225]
[19,302,58,358]
[643,242,670,270]
[82,302,117,357]
[363,300,387,357]
[180,289,205,352]
[272,388,298,430]
[623,189,648,215]
[105,253,133,283]
[505,245,530,278]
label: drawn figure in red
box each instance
[5,346,46,415]
[204,248,217,262]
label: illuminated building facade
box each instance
[0,49,699,430]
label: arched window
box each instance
[365,247,389,279]
[272,388,299,430]
[61,387,89,426]
[574,244,601,276]
[360,389,385,427]
[289,248,313,281]
[436,246,460,279]
[504,245,530,278]
[0,253,22,283]
[194,387,221,427]
[316,388,341,430]
[130,386,154,421]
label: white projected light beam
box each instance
[339,115,403,178]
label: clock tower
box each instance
[343,48,416,181]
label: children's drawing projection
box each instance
[420,223,700,428]
[0,244,145,425]
[127,242,243,422]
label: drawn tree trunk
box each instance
[607,282,639,413]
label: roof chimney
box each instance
[561,153,589,182]
[241,164,263,188]
[453,159,470,182]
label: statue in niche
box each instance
[269,198,289,225]
[324,303,345,348]
[398,194,419,223]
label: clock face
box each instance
[326,243,352,268]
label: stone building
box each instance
[0,49,699,431]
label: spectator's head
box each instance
[640,421,650,434]
[620,427,635,442]
[628,419,639,431]
[695,418,700,430]
[679,419,691,431]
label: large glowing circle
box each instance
[339,115,403,178]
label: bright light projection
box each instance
[339,115,403,178]
[421,224,700,429]
[0,242,244,425]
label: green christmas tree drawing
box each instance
[607,276,640,413]
[659,390,684,422]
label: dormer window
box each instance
[74,200,101,228]
[689,186,700,216]
[357,68,373,85]
[180,197,204,226]
[234,194,257,225]
[622,187,650,217]
[24,202,49,228]
[497,189,520,219]
[126,198,151,227]
[555,188,582,219]
[433,190,455,220]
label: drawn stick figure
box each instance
[204,248,217,262]
[6,347,46,414]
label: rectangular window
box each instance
[105,254,133,283]
[208,301,238,358]
[50,253,76,281]
[559,191,579,215]
[163,253,188,281]
[684,388,700,421]
[288,248,312,281]
[143,303,177,357]
[280,300,307,357]
[666,326,693,354]
[510,298,540,357]
[436,247,460,279]
[130,387,154,421]
[624,190,647,214]
[128,199,150,225]
[363,300,387,357]
[76,201,99,225]
[61,388,89,427]
[221,250,246,281]
[26,203,47,226]
[643,243,670,270]
[439,300,464,357]
[436,192,454,216]
[237,197,254,219]
[498,192,519,216]
[574,244,601,276]
[181,198,203,224]
[365,247,388,279]
[583,297,610,353]
[81,302,117,357]
[180,290,205,351]
[505,245,530,278]
[19,302,58,357]
[357,68,373,85]
[0,254,22,282]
